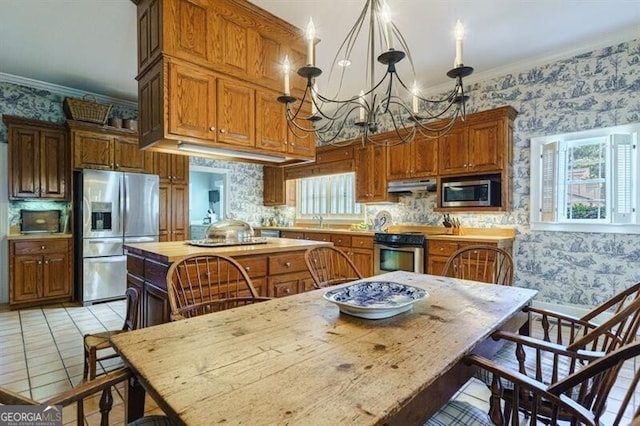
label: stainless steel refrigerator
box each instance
[74,170,159,305]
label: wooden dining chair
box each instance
[426,341,640,426]
[476,282,640,422]
[166,253,271,320]
[0,367,159,425]
[83,287,140,380]
[304,246,364,289]
[442,244,514,285]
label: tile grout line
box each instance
[40,307,74,391]
[17,309,34,400]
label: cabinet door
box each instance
[170,184,189,241]
[412,133,439,178]
[256,90,287,153]
[158,183,170,242]
[170,154,190,185]
[9,126,40,198]
[115,136,147,172]
[42,251,71,298]
[12,255,42,302]
[168,61,217,141]
[216,78,255,147]
[144,284,171,327]
[39,130,68,199]
[354,145,372,202]
[165,0,213,66]
[73,130,114,170]
[467,119,504,173]
[210,1,250,77]
[427,256,450,276]
[250,30,285,91]
[438,126,468,175]
[369,145,390,201]
[287,102,315,158]
[350,248,373,277]
[263,166,286,206]
[387,143,412,181]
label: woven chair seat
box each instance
[424,400,491,426]
[84,330,126,351]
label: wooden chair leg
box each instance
[88,346,97,380]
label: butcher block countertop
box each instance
[124,237,333,264]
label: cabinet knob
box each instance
[116,163,120,168]
[38,261,42,265]
[41,245,45,250]
[469,163,474,167]
[219,128,226,134]
[284,288,291,294]
[209,126,216,131]
[285,261,291,267]
[111,163,115,167]
[44,260,49,264]
[245,267,251,272]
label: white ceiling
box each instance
[0,0,639,104]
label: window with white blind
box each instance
[531,123,639,233]
[296,172,364,220]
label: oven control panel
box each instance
[374,232,426,247]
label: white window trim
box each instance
[530,123,640,234]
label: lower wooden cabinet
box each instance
[427,238,513,277]
[127,248,315,327]
[9,238,73,308]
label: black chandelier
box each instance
[277,0,473,146]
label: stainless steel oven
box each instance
[373,232,426,274]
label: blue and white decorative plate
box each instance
[323,281,428,319]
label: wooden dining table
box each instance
[111,271,537,425]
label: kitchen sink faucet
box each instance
[313,214,324,228]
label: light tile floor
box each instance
[1,302,638,425]
[0,301,164,425]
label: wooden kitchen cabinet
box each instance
[355,143,397,203]
[263,166,296,206]
[427,238,513,277]
[68,120,149,172]
[387,131,438,181]
[438,107,515,176]
[135,0,315,163]
[153,151,189,242]
[332,234,374,277]
[158,183,188,242]
[267,252,314,297]
[153,152,189,184]
[4,116,69,200]
[9,238,73,308]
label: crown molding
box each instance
[424,29,640,96]
[0,72,138,110]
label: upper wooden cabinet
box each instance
[67,120,151,172]
[438,107,516,177]
[137,0,305,95]
[153,152,189,184]
[355,143,397,203]
[4,116,69,200]
[387,131,438,181]
[135,0,315,163]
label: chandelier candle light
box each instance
[277,0,473,145]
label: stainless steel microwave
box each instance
[441,179,501,207]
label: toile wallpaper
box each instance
[1,37,639,310]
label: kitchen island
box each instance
[124,237,332,327]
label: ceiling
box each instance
[0,0,638,105]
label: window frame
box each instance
[295,172,364,222]
[530,123,639,234]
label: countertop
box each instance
[7,233,73,241]
[258,226,515,241]
[124,237,333,263]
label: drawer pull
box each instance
[284,288,291,294]
[285,262,291,267]
[41,245,45,250]
[245,267,251,272]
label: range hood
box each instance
[387,179,436,193]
